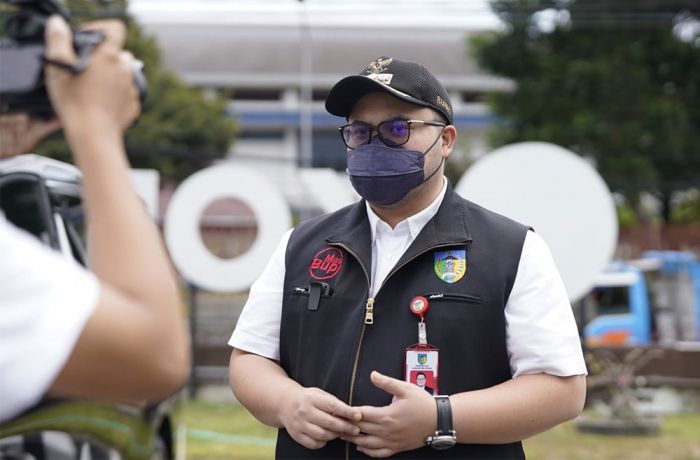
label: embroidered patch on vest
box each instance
[309,247,344,280]
[434,250,467,283]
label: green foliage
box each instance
[671,191,700,223]
[472,1,700,222]
[123,68,237,179]
[36,0,237,180]
[616,203,638,228]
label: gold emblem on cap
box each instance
[368,57,393,74]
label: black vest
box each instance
[278,186,528,459]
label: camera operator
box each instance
[0,16,190,422]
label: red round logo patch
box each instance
[309,247,344,280]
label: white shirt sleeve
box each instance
[0,216,100,422]
[506,231,587,378]
[228,229,292,361]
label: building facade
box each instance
[131,0,512,208]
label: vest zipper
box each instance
[364,297,375,324]
[326,242,371,460]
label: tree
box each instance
[472,1,700,222]
[38,0,237,180]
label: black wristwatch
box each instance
[425,395,457,450]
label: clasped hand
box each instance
[282,371,437,458]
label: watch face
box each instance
[429,435,457,450]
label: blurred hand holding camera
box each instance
[43,16,140,136]
[0,16,140,158]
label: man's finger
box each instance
[354,404,385,423]
[356,420,385,435]
[35,118,62,137]
[80,20,126,50]
[294,433,326,450]
[345,434,387,450]
[310,410,360,436]
[0,113,29,128]
[301,423,338,442]
[44,16,77,64]
[345,433,399,457]
[370,371,409,398]
[316,396,361,421]
[357,446,394,458]
[119,51,135,69]
[0,115,61,158]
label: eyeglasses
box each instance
[338,118,446,150]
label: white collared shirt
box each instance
[366,178,448,297]
[230,177,587,378]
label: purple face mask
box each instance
[346,135,443,206]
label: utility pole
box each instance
[298,0,313,168]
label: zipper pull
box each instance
[365,297,375,324]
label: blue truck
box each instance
[584,251,700,347]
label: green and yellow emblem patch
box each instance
[434,250,467,284]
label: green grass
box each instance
[522,413,700,460]
[181,401,276,459]
[181,401,700,460]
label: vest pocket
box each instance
[425,292,484,304]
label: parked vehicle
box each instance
[0,154,179,460]
[583,251,700,347]
[580,251,700,433]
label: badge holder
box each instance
[405,296,439,395]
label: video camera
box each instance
[0,0,146,118]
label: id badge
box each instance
[405,344,439,395]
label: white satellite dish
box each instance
[455,142,617,303]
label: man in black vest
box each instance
[229,57,586,458]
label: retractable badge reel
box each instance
[405,296,439,394]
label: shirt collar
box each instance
[366,176,448,245]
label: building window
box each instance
[312,89,330,101]
[238,131,285,140]
[461,92,485,103]
[231,89,283,101]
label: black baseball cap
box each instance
[325,56,454,125]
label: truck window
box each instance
[589,286,631,316]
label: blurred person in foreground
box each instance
[0,16,190,423]
[229,57,586,458]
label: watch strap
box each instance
[434,395,453,434]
